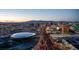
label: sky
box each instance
[0,9,79,22]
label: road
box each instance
[50,34,79,38]
[50,34,77,50]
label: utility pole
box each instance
[61,24,64,35]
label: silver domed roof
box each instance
[11,32,36,39]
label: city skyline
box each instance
[0,9,79,22]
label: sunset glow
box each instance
[0,19,31,22]
[0,16,31,22]
[0,9,78,22]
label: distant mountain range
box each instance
[0,20,79,24]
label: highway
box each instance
[50,34,79,38]
[50,34,77,50]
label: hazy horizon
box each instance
[0,9,79,22]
